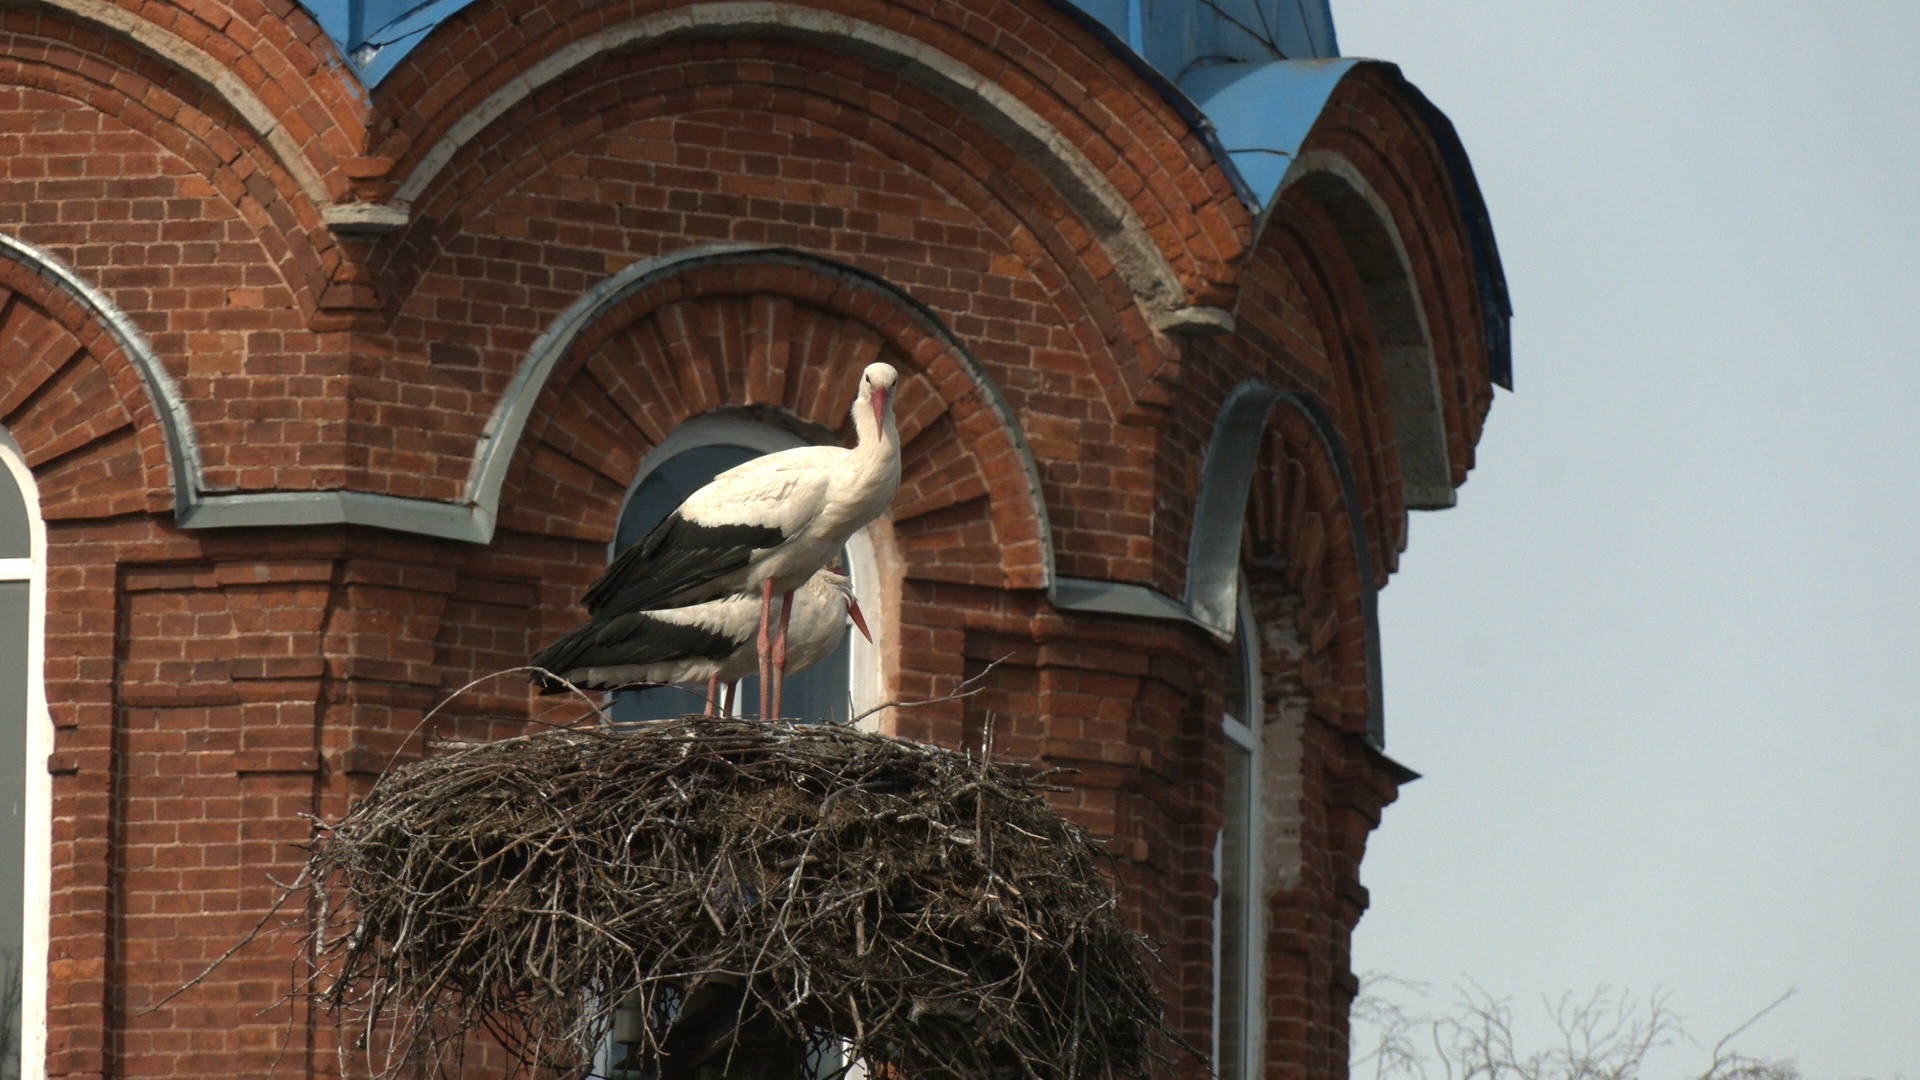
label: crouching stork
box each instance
[573,362,900,718]
[530,569,871,715]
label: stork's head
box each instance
[856,362,899,434]
[812,568,871,642]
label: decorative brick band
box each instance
[384,1,1190,315]
[17,0,333,209]
[1280,151,1453,511]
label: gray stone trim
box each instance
[0,231,201,514]
[1049,577,1202,627]
[174,491,491,542]
[1150,306,1237,336]
[1184,381,1282,638]
[388,1,1188,314]
[320,204,411,233]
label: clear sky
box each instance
[1335,2,1920,1076]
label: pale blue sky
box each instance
[1338,2,1920,1076]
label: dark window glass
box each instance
[0,466,25,559]
[0,580,25,1075]
[1217,737,1251,1080]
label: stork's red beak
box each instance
[847,597,872,642]
[871,385,887,429]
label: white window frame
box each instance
[1213,586,1263,1080]
[608,415,885,723]
[0,427,49,1080]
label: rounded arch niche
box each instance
[496,246,1053,596]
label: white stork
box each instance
[531,569,871,714]
[578,362,900,718]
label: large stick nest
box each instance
[307,718,1182,1080]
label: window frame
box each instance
[1213,585,1263,1080]
[0,427,48,1080]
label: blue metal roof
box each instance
[301,0,482,84]
[300,0,1337,87]
[1181,57,1513,388]
[1060,0,1337,68]
[1177,57,1356,208]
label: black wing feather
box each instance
[581,514,786,615]
[529,608,745,694]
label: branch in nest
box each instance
[848,656,1010,727]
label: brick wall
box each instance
[0,1,1498,1077]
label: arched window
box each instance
[0,427,48,1080]
[1215,588,1263,1080]
[606,415,881,725]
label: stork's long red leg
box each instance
[757,577,775,720]
[704,674,720,717]
[771,587,795,719]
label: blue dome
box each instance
[297,0,1336,87]
[1062,0,1337,69]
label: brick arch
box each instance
[1278,65,1499,496]
[492,248,1051,592]
[10,0,360,205]
[0,16,337,319]
[376,40,1153,419]
[1237,392,1415,1080]
[1239,395,1376,740]
[1286,157,1454,510]
[368,0,1250,311]
[1237,213,1404,586]
[0,245,176,519]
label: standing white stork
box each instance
[578,362,900,718]
[530,569,871,711]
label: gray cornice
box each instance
[175,491,491,542]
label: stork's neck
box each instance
[851,398,899,462]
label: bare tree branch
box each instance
[1351,976,1837,1080]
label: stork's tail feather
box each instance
[529,668,665,696]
